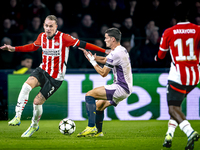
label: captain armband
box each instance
[105,63,114,69]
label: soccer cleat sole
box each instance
[8,122,21,126]
[77,133,96,137]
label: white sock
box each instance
[31,104,43,128]
[166,119,178,137]
[179,120,194,137]
[15,83,32,118]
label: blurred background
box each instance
[1,0,200,120]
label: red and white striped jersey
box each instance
[15,31,106,81]
[33,31,79,81]
[158,22,200,85]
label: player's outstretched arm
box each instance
[0,43,40,53]
[0,44,15,52]
[77,40,106,53]
[79,48,107,64]
[79,48,110,77]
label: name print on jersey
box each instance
[173,29,196,34]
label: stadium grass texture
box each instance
[0,120,199,150]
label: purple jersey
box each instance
[105,45,133,94]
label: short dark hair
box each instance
[105,28,122,42]
[45,15,58,25]
[175,4,189,22]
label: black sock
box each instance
[96,110,104,133]
[85,96,96,127]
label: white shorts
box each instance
[104,83,130,106]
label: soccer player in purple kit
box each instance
[77,28,133,137]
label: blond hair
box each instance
[45,15,58,24]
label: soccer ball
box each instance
[59,118,76,135]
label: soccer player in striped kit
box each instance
[155,4,199,150]
[0,15,106,137]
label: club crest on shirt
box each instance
[54,42,60,46]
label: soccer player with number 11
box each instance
[155,4,199,150]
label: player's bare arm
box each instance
[0,44,15,52]
[95,56,107,64]
[80,48,110,77]
[94,65,111,77]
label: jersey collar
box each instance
[177,22,190,25]
[46,30,58,40]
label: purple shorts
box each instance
[104,83,130,107]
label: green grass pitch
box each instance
[0,120,199,150]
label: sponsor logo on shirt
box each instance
[43,49,60,56]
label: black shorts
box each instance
[30,67,62,100]
[167,80,196,106]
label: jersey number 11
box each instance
[174,38,197,61]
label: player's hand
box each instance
[87,51,96,60]
[0,44,15,52]
[154,55,162,62]
[79,48,96,61]
[79,47,97,66]
[154,55,158,61]
[79,47,89,60]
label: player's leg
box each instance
[21,74,62,137]
[78,84,127,137]
[86,86,107,127]
[94,84,129,137]
[174,106,200,150]
[169,105,186,124]
[163,106,181,148]
[177,87,199,149]
[31,93,46,127]
[166,106,183,139]
[163,81,184,148]
[8,76,40,126]
[163,110,179,147]
[94,100,111,137]
[77,86,107,137]
[21,92,45,137]
[163,81,199,149]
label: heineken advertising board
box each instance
[8,73,200,120]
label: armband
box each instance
[79,41,87,48]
